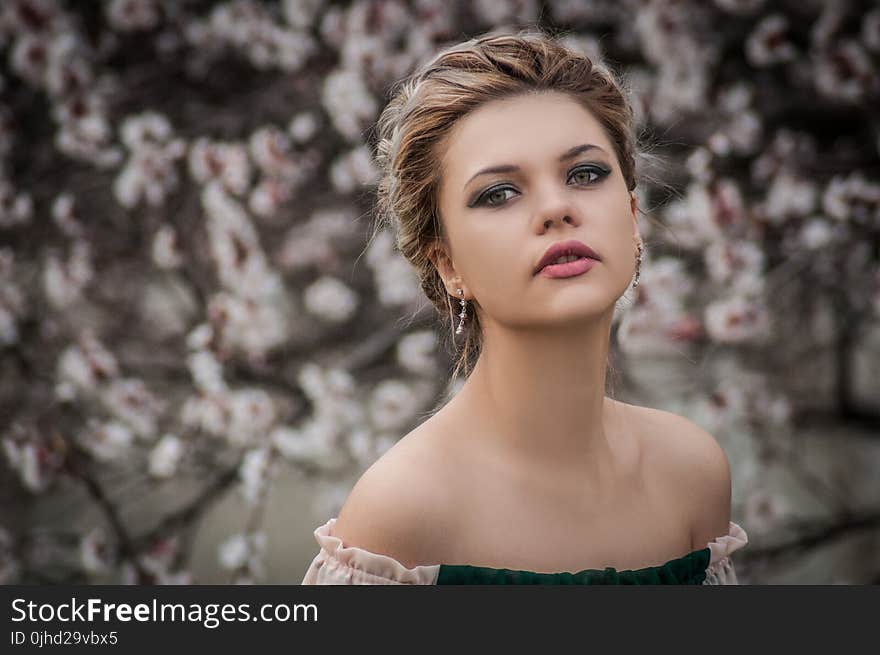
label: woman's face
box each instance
[432,91,640,331]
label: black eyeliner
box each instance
[468,162,611,208]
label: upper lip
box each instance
[533,239,602,275]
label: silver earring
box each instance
[455,288,467,335]
[633,243,643,288]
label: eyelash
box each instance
[470,165,611,208]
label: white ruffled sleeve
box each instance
[301,518,440,585]
[702,521,748,585]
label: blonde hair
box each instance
[369,26,658,388]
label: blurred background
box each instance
[0,0,878,585]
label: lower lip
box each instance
[536,257,598,278]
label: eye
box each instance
[568,165,608,185]
[471,164,610,208]
[475,186,517,208]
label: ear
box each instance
[630,192,641,244]
[427,239,462,296]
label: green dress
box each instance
[301,518,748,585]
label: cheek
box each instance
[449,219,509,273]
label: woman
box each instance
[302,27,748,585]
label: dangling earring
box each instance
[455,288,467,335]
[633,243,643,288]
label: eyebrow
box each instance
[463,143,609,190]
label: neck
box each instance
[447,307,627,489]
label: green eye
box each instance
[481,187,516,207]
[471,164,610,209]
[569,166,611,184]
[569,166,603,184]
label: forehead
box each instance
[439,91,611,184]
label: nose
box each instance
[532,185,580,232]
[540,214,575,230]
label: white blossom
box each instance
[329,145,379,193]
[120,111,173,149]
[704,294,771,344]
[685,147,713,183]
[661,182,722,250]
[813,40,875,103]
[151,224,183,269]
[704,239,765,287]
[345,427,397,466]
[287,111,318,143]
[321,67,377,142]
[371,255,421,307]
[368,379,422,431]
[114,112,186,209]
[745,15,797,67]
[275,206,352,271]
[248,126,296,178]
[206,290,290,361]
[822,172,880,223]
[187,349,227,394]
[296,362,357,403]
[218,531,266,575]
[862,9,880,52]
[639,257,696,315]
[79,526,114,574]
[239,446,271,505]
[56,331,119,395]
[50,192,83,238]
[798,217,835,250]
[10,33,49,86]
[282,0,322,29]
[106,0,161,32]
[180,392,230,439]
[217,533,249,570]
[188,137,252,196]
[226,388,277,447]
[302,276,359,323]
[760,172,818,224]
[76,419,135,462]
[396,330,438,375]
[618,304,695,356]
[248,176,294,218]
[42,240,93,309]
[0,178,33,227]
[2,437,51,493]
[201,183,282,296]
[99,377,166,441]
[186,323,214,351]
[270,421,336,464]
[138,534,189,583]
[148,433,184,479]
[0,306,17,345]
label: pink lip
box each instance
[537,256,597,279]
[534,239,602,276]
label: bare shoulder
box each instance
[626,403,733,551]
[331,425,461,569]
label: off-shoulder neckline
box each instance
[442,543,710,577]
[310,517,748,583]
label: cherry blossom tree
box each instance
[0,0,877,584]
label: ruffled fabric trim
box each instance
[702,521,748,585]
[300,517,440,585]
[301,517,749,585]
